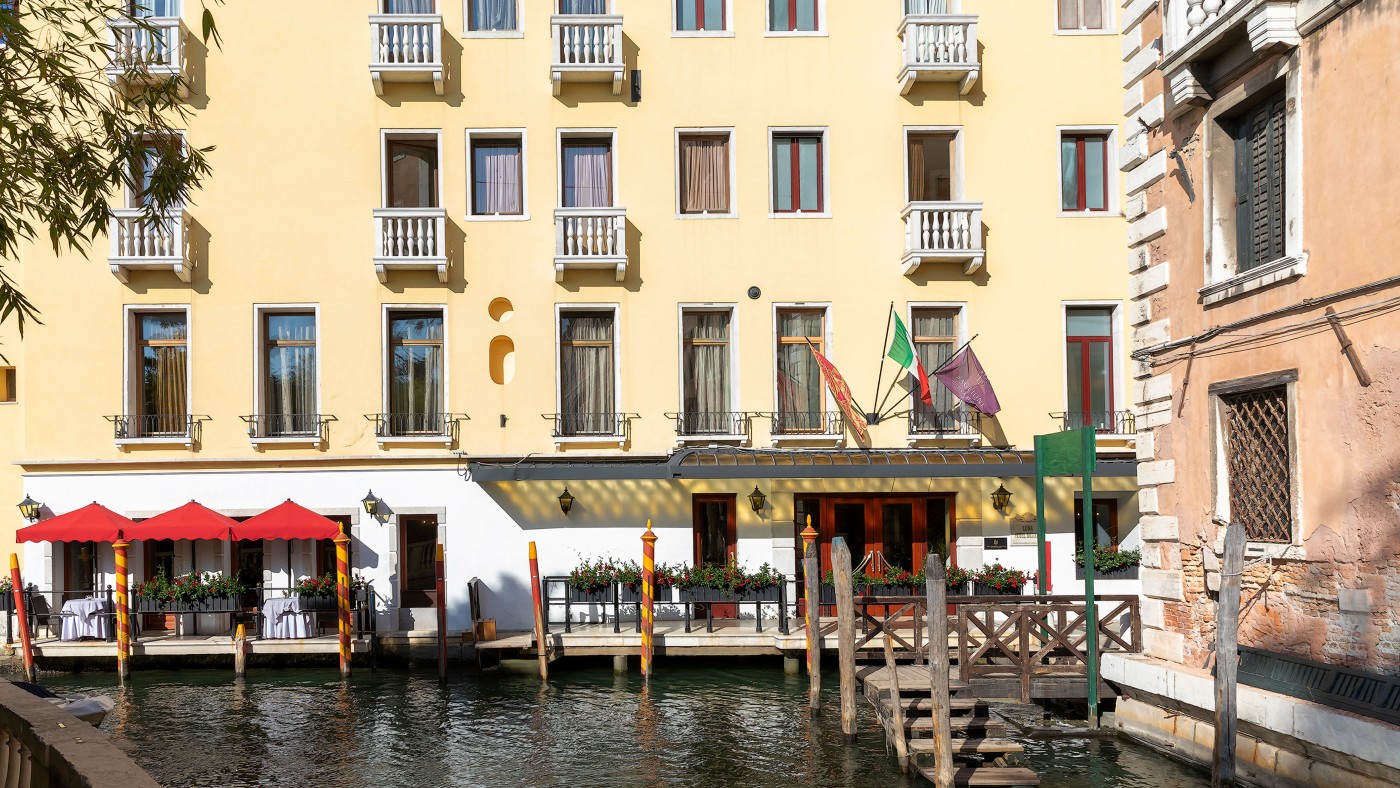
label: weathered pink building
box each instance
[1110,0,1400,783]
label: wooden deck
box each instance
[29,633,373,659]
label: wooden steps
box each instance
[922,766,1040,786]
[897,697,989,715]
[909,738,1025,756]
[906,716,1007,735]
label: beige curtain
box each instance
[907,138,926,202]
[139,313,187,435]
[680,136,729,213]
[560,312,615,434]
[776,311,823,431]
[912,309,958,430]
[682,312,730,432]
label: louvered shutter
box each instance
[1235,94,1287,273]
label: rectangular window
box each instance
[559,0,606,13]
[65,542,96,599]
[559,310,616,436]
[910,307,961,433]
[681,310,732,434]
[775,308,825,432]
[1,367,14,403]
[383,0,434,12]
[1056,0,1105,30]
[1073,499,1120,553]
[677,0,725,31]
[1060,133,1109,212]
[388,310,444,434]
[0,2,16,50]
[130,0,179,16]
[400,514,438,607]
[135,311,189,436]
[907,132,957,202]
[561,137,614,208]
[678,133,731,215]
[470,137,523,215]
[262,312,317,436]
[1221,387,1292,543]
[1065,307,1114,432]
[769,0,818,31]
[1233,92,1287,272]
[467,0,516,30]
[386,139,439,209]
[771,133,824,213]
[145,539,175,581]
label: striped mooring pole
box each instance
[334,530,352,677]
[528,542,548,682]
[9,554,35,683]
[114,540,131,682]
[640,520,657,685]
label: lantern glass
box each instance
[748,486,766,514]
[17,495,40,522]
[361,491,380,516]
[558,488,574,516]
[990,484,1012,512]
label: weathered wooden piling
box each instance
[528,542,548,682]
[882,637,909,771]
[802,516,820,711]
[924,553,954,788]
[1214,522,1246,788]
[832,537,857,740]
[10,554,35,683]
[233,623,247,677]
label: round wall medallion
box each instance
[747,286,761,300]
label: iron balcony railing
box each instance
[367,412,464,440]
[549,412,634,439]
[909,408,980,435]
[1052,410,1137,435]
[772,411,844,436]
[107,414,205,442]
[667,411,751,438]
[240,414,331,440]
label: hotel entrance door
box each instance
[815,495,955,576]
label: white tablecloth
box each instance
[260,597,312,639]
[60,598,109,641]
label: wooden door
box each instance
[692,495,737,618]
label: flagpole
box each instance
[871,303,895,421]
[804,337,869,417]
[879,333,983,421]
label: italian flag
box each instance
[887,313,933,406]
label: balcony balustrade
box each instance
[554,206,627,281]
[106,16,188,96]
[240,414,331,447]
[1162,0,1298,109]
[901,201,984,275]
[367,412,464,447]
[373,208,448,283]
[908,408,980,437]
[1052,410,1137,436]
[898,3,978,96]
[369,13,444,95]
[667,411,752,444]
[549,412,634,448]
[108,414,205,449]
[771,411,845,441]
[108,207,190,283]
[550,14,625,96]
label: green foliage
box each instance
[1075,546,1141,572]
[568,558,616,594]
[970,563,1031,592]
[295,573,369,598]
[134,567,243,608]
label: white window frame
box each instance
[555,0,614,11]
[554,303,623,441]
[767,127,830,219]
[771,302,839,442]
[676,303,741,437]
[1199,54,1306,306]
[462,0,522,38]
[380,303,450,419]
[1055,125,1121,217]
[1208,372,1305,559]
[905,301,974,441]
[902,126,966,203]
[556,128,620,209]
[251,304,322,445]
[124,130,188,209]
[764,0,826,37]
[672,0,734,37]
[381,0,438,11]
[465,128,529,221]
[674,127,738,219]
[1060,300,1127,436]
[380,129,444,209]
[1053,0,1115,35]
[121,303,193,444]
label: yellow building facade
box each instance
[10,0,1137,632]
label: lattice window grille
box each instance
[1222,386,1292,543]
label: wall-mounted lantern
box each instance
[558,487,575,517]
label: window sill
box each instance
[1054,28,1116,36]
[771,433,845,448]
[462,30,523,39]
[554,435,627,449]
[906,433,980,446]
[676,434,748,446]
[115,437,195,450]
[764,30,828,37]
[676,211,737,220]
[464,213,530,222]
[250,436,323,449]
[1199,253,1307,306]
[768,211,831,220]
[672,29,734,38]
[377,435,455,448]
[1058,210,1123,218]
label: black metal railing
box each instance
[541,577,789,636]
[367,412,463,440]
[909,408,980,435]
[240,413,329,440]
[9,586,118,645]
[1053,410,1136,434]
[667,411,750,437]
[772,411,844,436]
[549,412,634,438]
[107,414,205,441]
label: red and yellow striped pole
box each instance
[9,555,35,683]
[334,530,352,677]
[528,542,548,682]
[114,540,131,682]
[640,520,657,685]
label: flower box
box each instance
[680,586,736,603]
[135,596,171,613]
[736,586,781,603]
[618,585,676,604]
[196,595,239,613]
[569,587,610,604]
[973,582,1024,596]
[856,584,916,597]
[1073,564,1139,580]
[297,594,338,612]
[0,594,14,612]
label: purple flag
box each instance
[933,346,1001,416]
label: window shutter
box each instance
[1236,94,1287,273]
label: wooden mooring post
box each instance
[924,553,954,788]
[832,537,857,740]
[1214,522,1246,788]
[528,542,548,682]
[882,637,909,772]
[233,624,247,677]
[802,516,820,711]
[436,544,447,680]
[10,555,35,683]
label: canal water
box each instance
[46,661,1209,787]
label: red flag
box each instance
[932,345,1001,416]
[809,346,869,443]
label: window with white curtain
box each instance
[133,310,189,437]
[388,310,445,435]
[559,0,607,13]
[775,308,826,433]
[129,0,180,16]
[383,0,435,13]
[560,137,614,208]
[559,310,616,436]
[678,133,731,215]
[910,307,962,434]
[681,310,732,434]
[470,136,523,216]
[467,0,516,30]
[261,312,317,436]
[1056,0,1106,30]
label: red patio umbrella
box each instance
[126,501,238,541]
[232,500,343,541]
[15,503,136,543]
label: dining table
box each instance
[260,597,312,639]
[59,598,110,641]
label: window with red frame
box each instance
[677,0,724,31]
[769,0,817,31]
[1065,307,1114,432]
[772,133,823,213]
[1060,132,1109,212]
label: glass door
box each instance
[692,496,736,619]
[236,539,264,608]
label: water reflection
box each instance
[45,663,1207,788]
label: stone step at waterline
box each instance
[908,737,1025,756]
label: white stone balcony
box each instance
[369,13,444,96]
[554,207,627,281]
[898,9,978,96]
[374,208,447,283]
[1163,0,1298,109]
[550,15,625,96]
[108,207,189,283]
[106,16,188,97]
[901,201,984,275]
